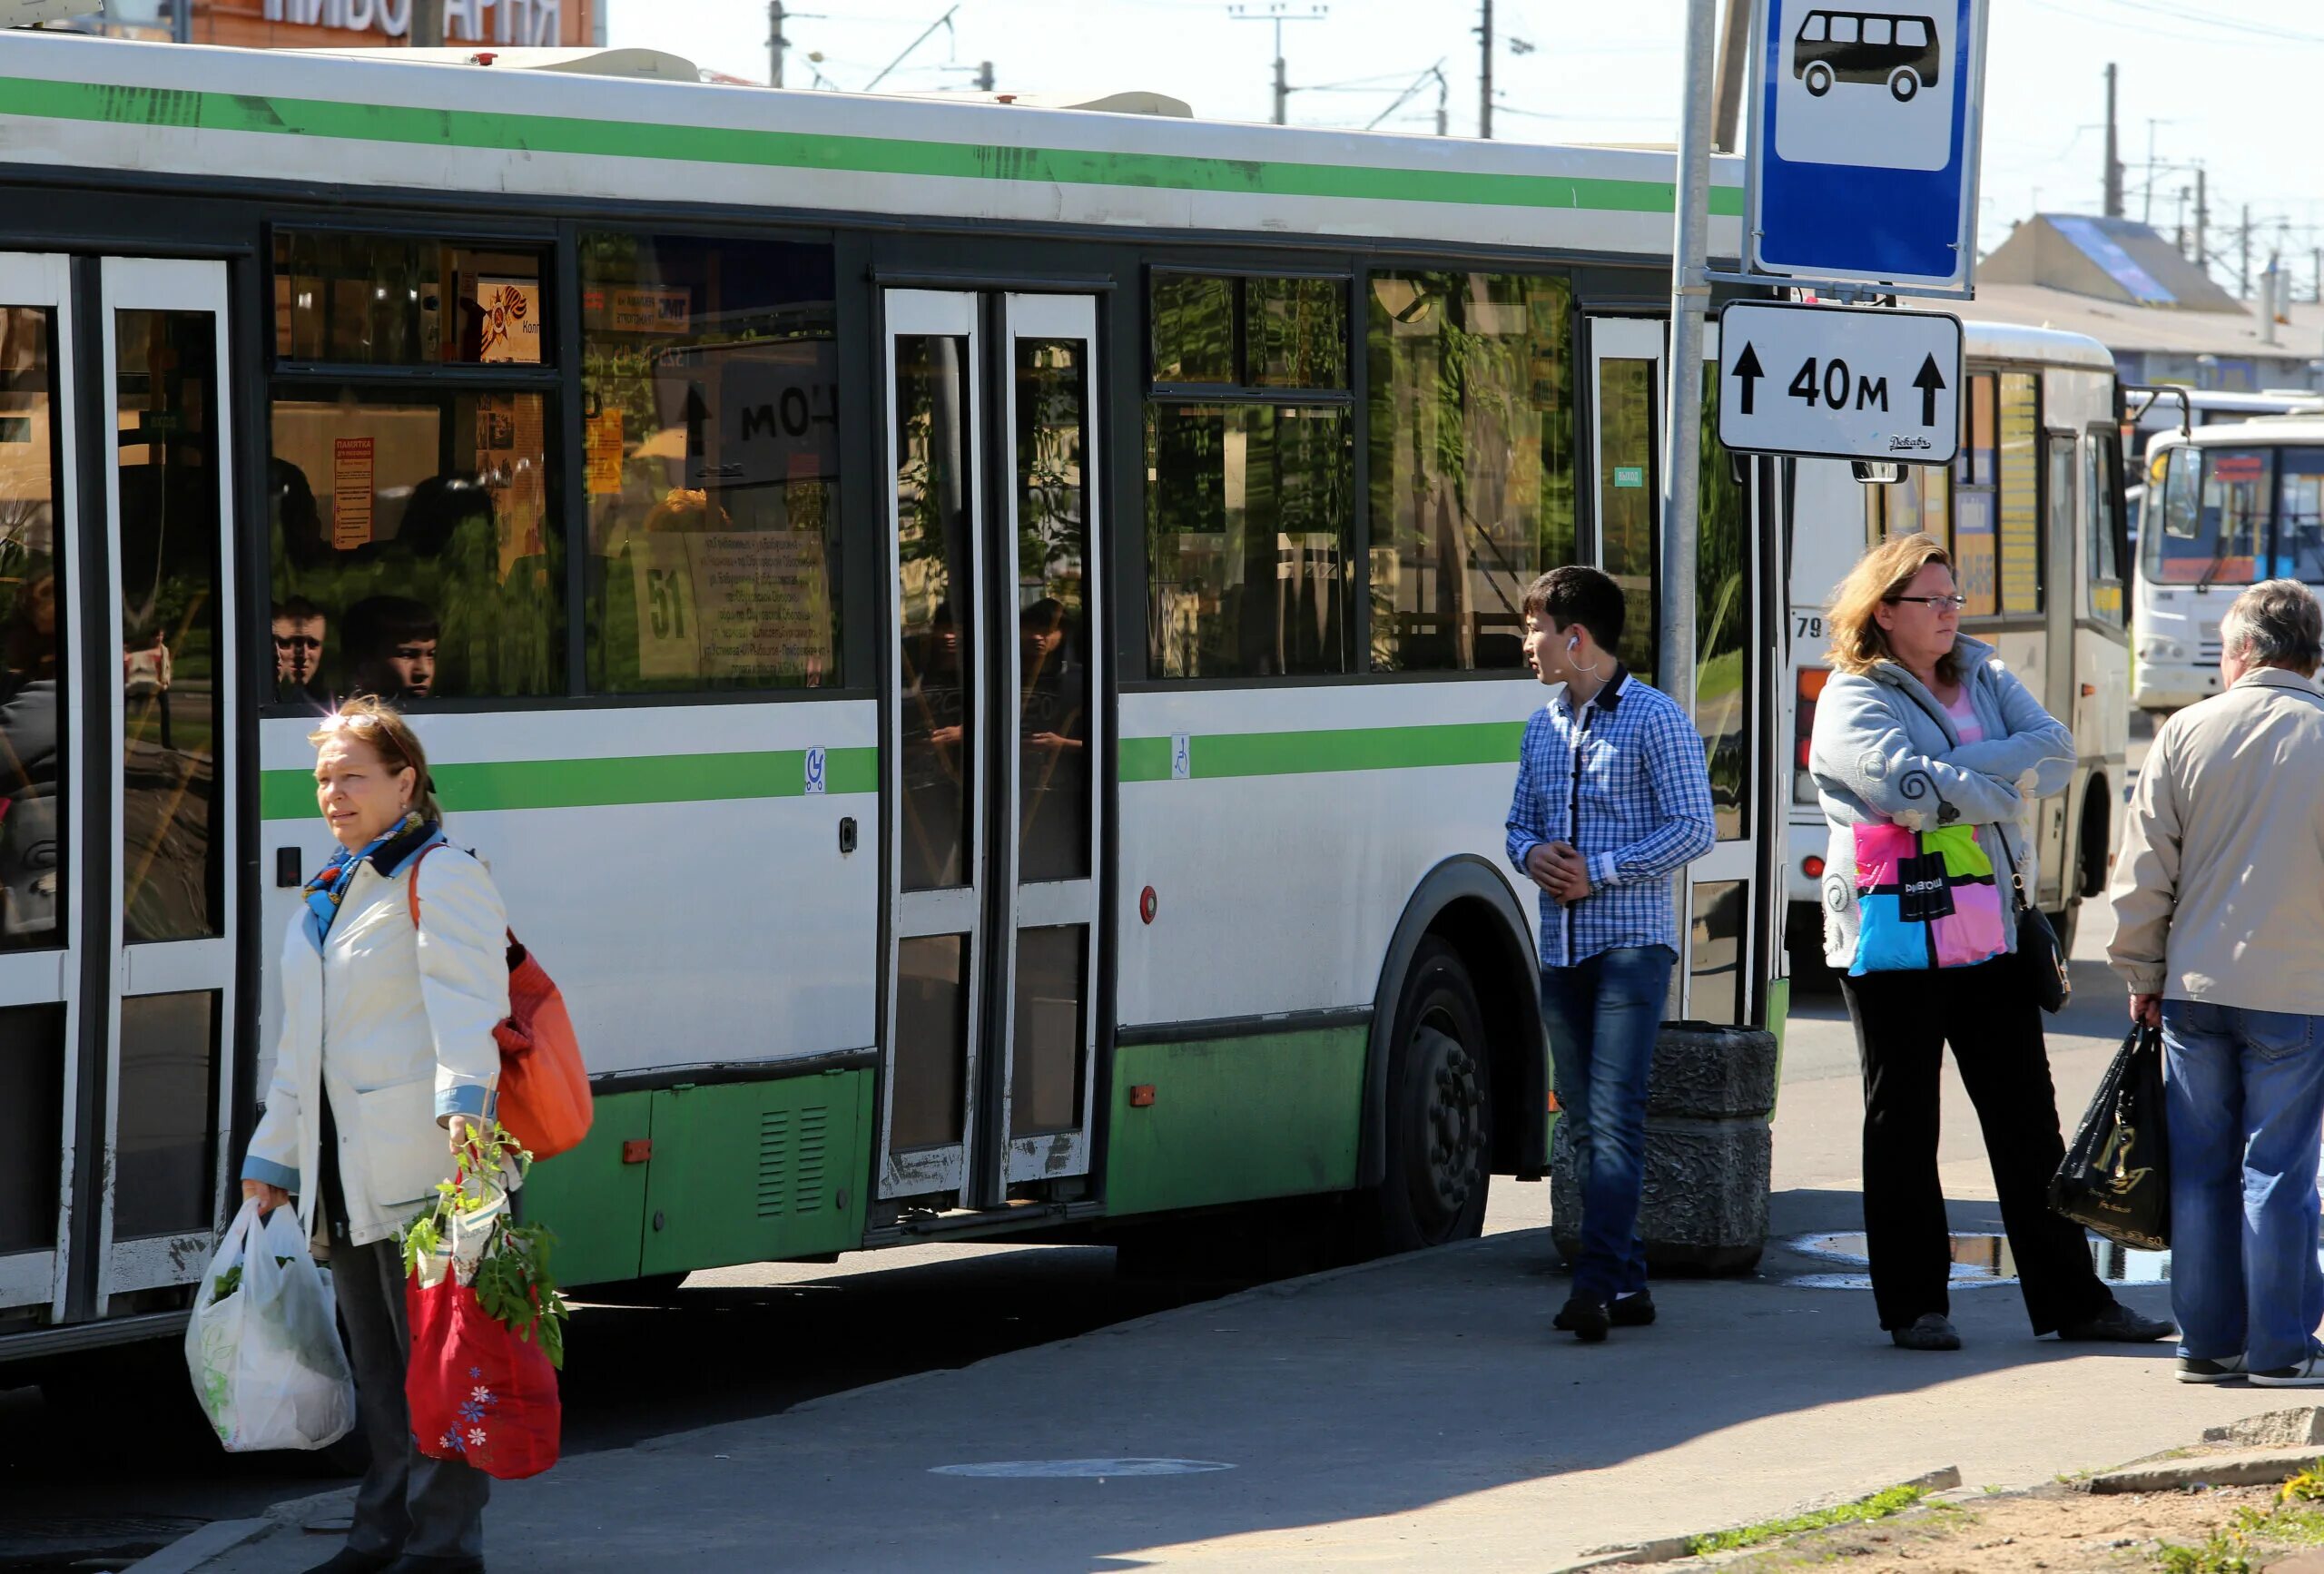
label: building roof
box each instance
[1981,213,2241,311]
[1901,280,2320,366]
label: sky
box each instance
[609,0,2324,295]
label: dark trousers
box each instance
[1838,959,2111,1335]
[321,1107,490,1560]
[1541,945,1677,1302]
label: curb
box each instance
[120,1518,273,1574]
[2083,1446,2324,1495]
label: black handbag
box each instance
[1997,826,2069,1014]
[2051,1024,2171,1250]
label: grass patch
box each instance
[2156,1461,2324,1573]
[1686,1483,1930,1557]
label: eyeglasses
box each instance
[1888,594,1967,612]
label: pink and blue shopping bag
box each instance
[1847,822,2008,975]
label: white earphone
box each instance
[1566,630,1605,679]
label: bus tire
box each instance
[1370,938,1492,1254]
[1804,62,1833,95]
[1889,68,1919,102]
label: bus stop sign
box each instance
[1746,0,1988,291]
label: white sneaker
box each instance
[2176,1353,2246,1384]
[2250,1353,2324,1387]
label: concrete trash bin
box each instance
[1549,1019,1778,1275]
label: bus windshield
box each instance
[2274,448,2324,582]
[2146,445,2268,585]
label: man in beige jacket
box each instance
[2111,579,2324,1387]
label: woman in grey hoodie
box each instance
[1809,532,2169,1353]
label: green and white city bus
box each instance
[0,34,1793,1361]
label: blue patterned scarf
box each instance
[303,812,438,943]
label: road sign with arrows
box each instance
[1715,301,1963,466]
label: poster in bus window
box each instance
[475,277,542,365]
[332,438,374,550]
[629,531,832,684]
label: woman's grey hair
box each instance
[2221,579,2324,673]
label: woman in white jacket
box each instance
[241,697,508,1574]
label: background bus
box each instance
[1786,323,2131,976]
[2135,415,2324,712]
[0,35,1793,1362]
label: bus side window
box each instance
[1799,13,1827,41]
[1829,15,1858,43]
[1896,18,1928,47]
[1863,17,1892,45]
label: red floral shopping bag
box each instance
[403,1131,566,1481]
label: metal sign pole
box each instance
[1659,0,1718,724]
[1660,0,1718,1005]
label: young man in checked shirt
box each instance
[1507,566,1716,1343]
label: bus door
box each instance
[876,289,1106,1207]
[0,255,241,1331]
[1585,314,1768,1027]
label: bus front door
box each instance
[877,290,1107,1209]
[1585,314,1770,1028]
[0,254,242,1340]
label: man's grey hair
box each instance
[2221,579,2324,672]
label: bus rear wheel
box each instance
[1371,938,1492,1254]
[1889,68,1920,102]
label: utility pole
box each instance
[975,59,994,91]
[1477,0,1492,140]
[409,0,441,46]
[1228,4,1325,127]
[2195,166,2209,277]
[2174,186,2189,255]
[769,1,784,87]
[1659,0,1715,749]
[2102,64,2123,220]
[1711,0,1752,152]
[2241,202,2253,299]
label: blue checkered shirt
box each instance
[1505,668,1718,968]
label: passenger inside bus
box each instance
[341,594,439,703]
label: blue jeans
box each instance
[2163,1000,2324,1372]
[1541,945,1675,1302]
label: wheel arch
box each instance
[2077,772,2112,899]
[1357,854,1546,1190]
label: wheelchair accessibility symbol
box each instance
[804,746,827,795]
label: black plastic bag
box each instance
[2050,1024,2170,1250]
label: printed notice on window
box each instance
[586,408,625,496]
[630,531,832,684]
[331,438,374,550]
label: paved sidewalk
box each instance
[156,1215,2260,1574]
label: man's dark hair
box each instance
[1521,566,1626,654]
[272,595,325,624]
[342,595,438,659]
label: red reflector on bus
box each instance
[1138,886,1158,925]
[1128,1085,1157,1108]
[1803,856,1826,880]
[622,1139,653,1165]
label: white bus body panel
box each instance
[1115,684,1543,1028]
[254,703,881,1093]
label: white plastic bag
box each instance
[184,1198,358,1452]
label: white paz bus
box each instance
[1786,324,2131,968]
[0,34,1797,1362]
[2134,415,2324,711]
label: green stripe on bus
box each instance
[1118,720,1524,782]
[3,77,1746,218]
[258,746,879,820]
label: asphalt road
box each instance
[0,721,2158,1571]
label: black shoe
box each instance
[1554,1293,1611,1343]
[302,1551,396,1574]
[2058,1300,2174,1343]
[1609,1290,1657,1328]
[381,1559,485,1574]
[1891,1313,1962,1351]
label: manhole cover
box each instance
[1777,1231,2181,1290]
[930,1459,1233,1479]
